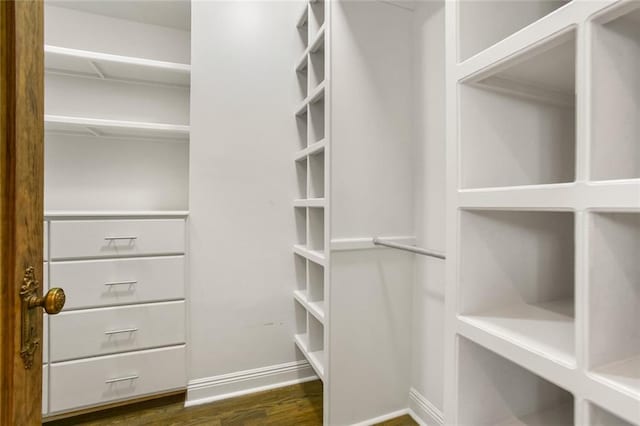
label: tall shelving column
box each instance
[445,1,639,425]
[292,2,330,422]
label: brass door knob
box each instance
[27,287,66,314]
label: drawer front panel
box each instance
[50,219,185,259]
[50,301,185,362]
[51,256,184,310]
[49,345,185,413]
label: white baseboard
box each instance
[408,388,444,426]
[185,360,317,407]
[350,408,410,426]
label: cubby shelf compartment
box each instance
[294,290,325,323]
[293,244,325,267]
[460,30,576,189]
[309,1,325,45]
[457,1,569,62]
[294,333,325,381]
[588,212,640,398]
[294,139,325,162]
[45,45,191,87]
[307,207,325,252]
[295,82,325,117]
[589,402,636,426]
[459,210,575,366]
[296,158,308,199]
[458,337,574,426]
[45,115,190,141]
[308,151,325,199]
[295,207,307,246]
[296,3,309,29]
[590,3,640,181]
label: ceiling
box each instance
[48,0,191,30]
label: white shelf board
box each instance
[45,45,190,87]
[44,210,189,219]
[45,115,190,141]
[294,333,325,381]
[495,401,573,426]
[456,1,603,81]
[294,199,325,208]
[294,290,325,323]
[293,244,326,266]
[460,298,575,367]
[294,139,326,162]
[592,355,640,398]
[457,181,640,211]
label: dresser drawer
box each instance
[49,345,185,413]
[50,301,185,362]
[50,219,185,260]
[51,256,184,310]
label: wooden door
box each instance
[0,0,45,424]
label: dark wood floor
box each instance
[45,380,417,426]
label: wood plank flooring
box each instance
[44,380,417,426]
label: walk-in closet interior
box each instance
[40,0,638,425]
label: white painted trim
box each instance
[349,409,410,426]
[330,235,416,251]
[185,360,317,407]
[409,388,444,426]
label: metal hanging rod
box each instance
[372,238,446,260]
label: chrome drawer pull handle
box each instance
[104,236,137,241]
[104,327,138,335]
[104,280,138,286]
[105,375,139,384]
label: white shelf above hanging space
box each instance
[45,45,191,87]
[459,210,576,366]
[45,115,190,141]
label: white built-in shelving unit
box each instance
[43,2,190,418]
[292,0,329,399]
[446,1,640,425]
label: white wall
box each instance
[188,0,313,399]
[411,0,447,421]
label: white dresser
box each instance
[43,214,188,416]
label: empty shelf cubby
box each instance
[458,337,574,425]
[458,0,569,62]
[309,0,325,41]
[308,207,325,252]
[295,207,307,246]
[308,261,324,305]
[295,299,307,336]
[309,42,325,91]
[590,4,640,181]
[308,151,325,199]
[295,254,307,293]
[460,30,576,189]
[588,212,639,397]
[459,210,575,365]
[309,96,325,144]
[296,158,308,199]
[297,61,308,102]
[308,313,324,354]
[589,403,635,426]
[296,110,308,149]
